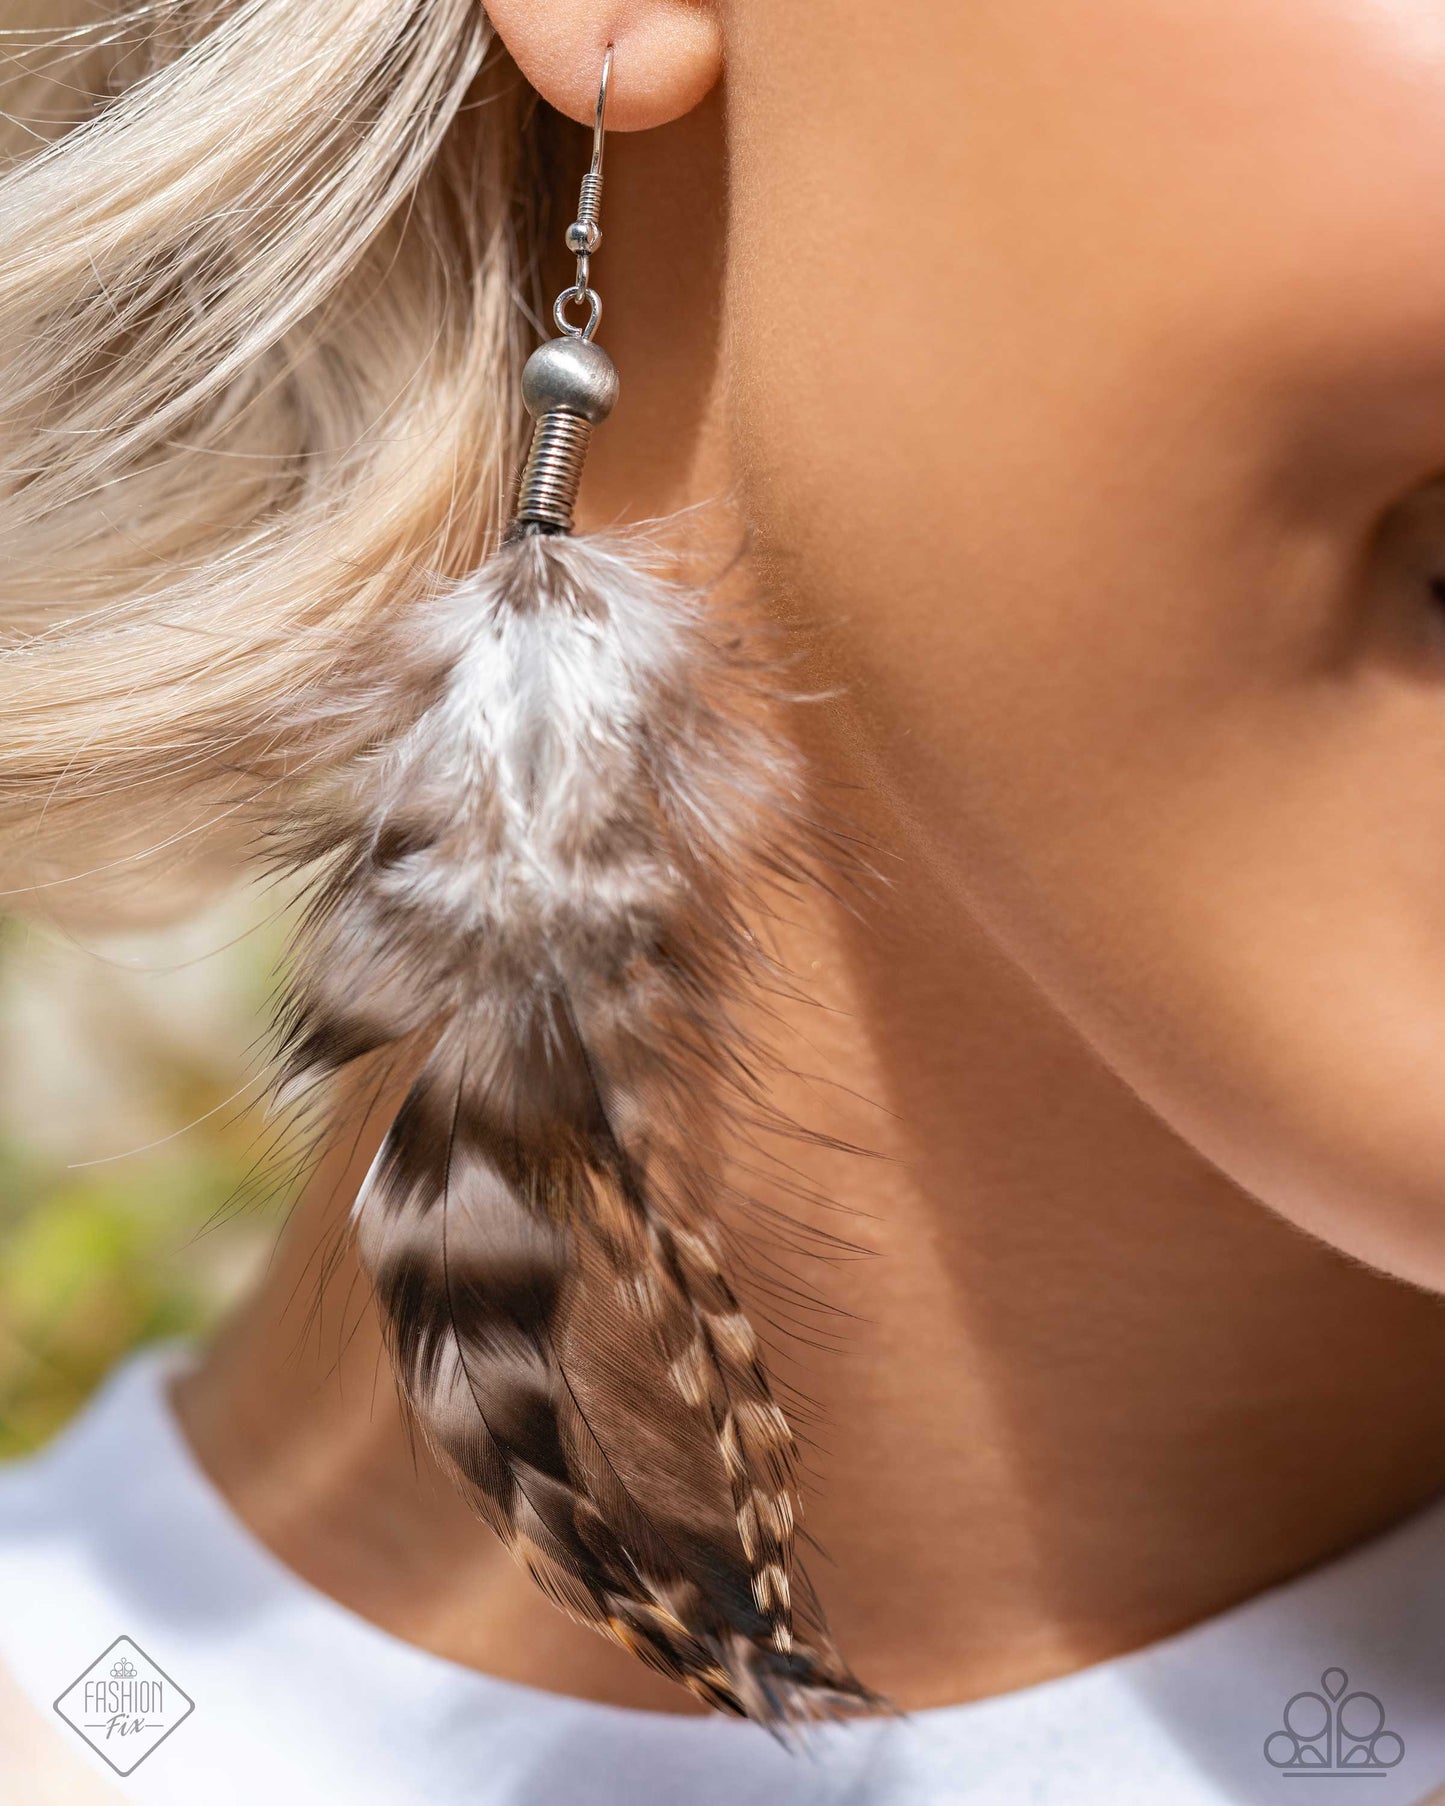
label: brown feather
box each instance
[270,529,876,1723]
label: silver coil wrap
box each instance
[514,412,594,533]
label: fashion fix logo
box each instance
[1264,1666,1404,1777]
[53,1636,195,1776]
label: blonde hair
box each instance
[0,0,539,914]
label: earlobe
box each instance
[483,0,722,132]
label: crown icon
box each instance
[1264,1667,1405,1774]
[109,1656,138,1680]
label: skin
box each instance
[181,0,1445,1714]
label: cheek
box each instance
[725,0,1445,1283]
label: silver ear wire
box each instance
[511,45,619,537]
[553,45,610,339]
[560,44,612,309]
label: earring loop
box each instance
[553,284,602,341]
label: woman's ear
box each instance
[483,0,722,132]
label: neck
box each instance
[176,98,1445,1715]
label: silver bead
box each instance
[565,219,601,256]
[521,335,619,425]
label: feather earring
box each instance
[272,46,874,1725]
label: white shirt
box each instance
[1,1346,1444,1806]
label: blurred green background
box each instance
[0,891,285,1457]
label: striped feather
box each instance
[270,529,874,1723]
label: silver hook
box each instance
[592,44,613,183]
[558,45,614,339]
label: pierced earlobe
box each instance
[481,4,723,133]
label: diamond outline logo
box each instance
[52,1635,195,1777]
